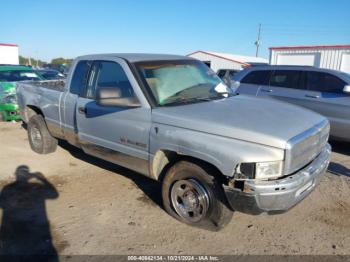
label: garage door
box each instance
[276,53,320,66]
[340,53,350,73]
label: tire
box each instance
[27,114,57,154]
[162,160,233,231]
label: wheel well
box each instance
[24,105,44,122]
[153,150,227,184]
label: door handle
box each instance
[305,94,320,99]
[261,89,273,93]
[78,106,86,114]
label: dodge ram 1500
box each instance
[17,54,331,230]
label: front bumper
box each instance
[224,143,331,215]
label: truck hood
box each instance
[152,95,326,149]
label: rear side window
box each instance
[269,70,302,89]
[307,72,346,93]
[241,70,271,85]
[70,61,90,95]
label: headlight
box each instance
[238,161,283,180]
[3,95,17,104]
[255,161,283,180]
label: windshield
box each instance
[0,70,41,82]
[134,60,233,106]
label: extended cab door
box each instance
[75,59,152,175]
[61,60,91,145]
[303,71,350,140]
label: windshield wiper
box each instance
[160,95,223,106]
[171,83,209,97]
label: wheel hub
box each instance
[183,191,199,210]
[170,179,210,223]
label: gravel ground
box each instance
[0,121,349,256]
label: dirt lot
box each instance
[0,121,349,256]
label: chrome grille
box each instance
[284,120,330,175]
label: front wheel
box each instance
[162,161,233,231]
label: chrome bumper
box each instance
[224,143,331,215]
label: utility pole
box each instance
[255,23,262,57]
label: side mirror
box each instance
[96,87,141,107]
[232,81,240,87]
[343,85,350,94]
[229,81,241,94]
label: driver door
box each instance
[75,59,152,175]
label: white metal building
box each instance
[187,51,268,72]
[269,44,350,73]
[0,43,19,65]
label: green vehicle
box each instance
[0,65,42,121]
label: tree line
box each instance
[19,56,73,67]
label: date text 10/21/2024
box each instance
[127,256,220,261]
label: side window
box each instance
[307,72,346,93]
[269,70,302,89]
[70,60,90,95]
[85,61,134,99]
[241,70,271,85]
[217,70,226,78]
[228,70,239,78]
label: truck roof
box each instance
[244,64,343,74]
[243,65,350,78]
[76,53,192,63]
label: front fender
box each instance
[150,123,284,179]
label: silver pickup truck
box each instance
[17,54,331,230]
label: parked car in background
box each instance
[36,69,65,80]
[0,65,42,121]
[217,69,240,86]
[42,63,71,76]
[0,82,19,121]
[233,66,350,141]
[17,54,330,230]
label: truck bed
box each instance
[16,80,67,125]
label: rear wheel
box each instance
[27,114,57,154]
[162,161,233,231]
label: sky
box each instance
[1,0,350,62]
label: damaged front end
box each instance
[0,82,21,121]
[223,143,331,215]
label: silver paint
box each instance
[16,54,332,215]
